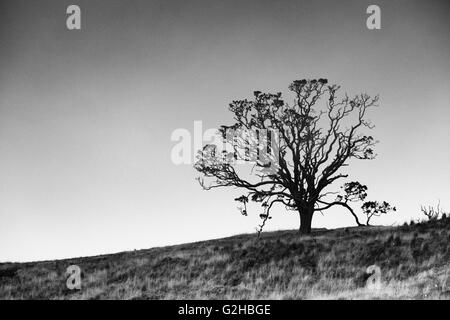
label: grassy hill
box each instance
[1,217,449,299]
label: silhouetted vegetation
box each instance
[195,79,395,234]
[421,201,448,221]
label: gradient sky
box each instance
[0,0,449,262]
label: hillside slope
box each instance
[1,218,449,299]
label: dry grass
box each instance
[1,217,449,299]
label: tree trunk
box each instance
[298,207,314,235]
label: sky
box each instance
[0,0,449,262]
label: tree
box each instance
[421,201,447,221]
[195,78,390,234]
[361,201,396,226]
[327,181,396,226]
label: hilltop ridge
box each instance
[1,218,449,299]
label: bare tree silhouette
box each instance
[421,201,447,221]
[195,78,393,234]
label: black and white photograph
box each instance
[0,0,449,306]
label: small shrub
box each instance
[421,201,448,221]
